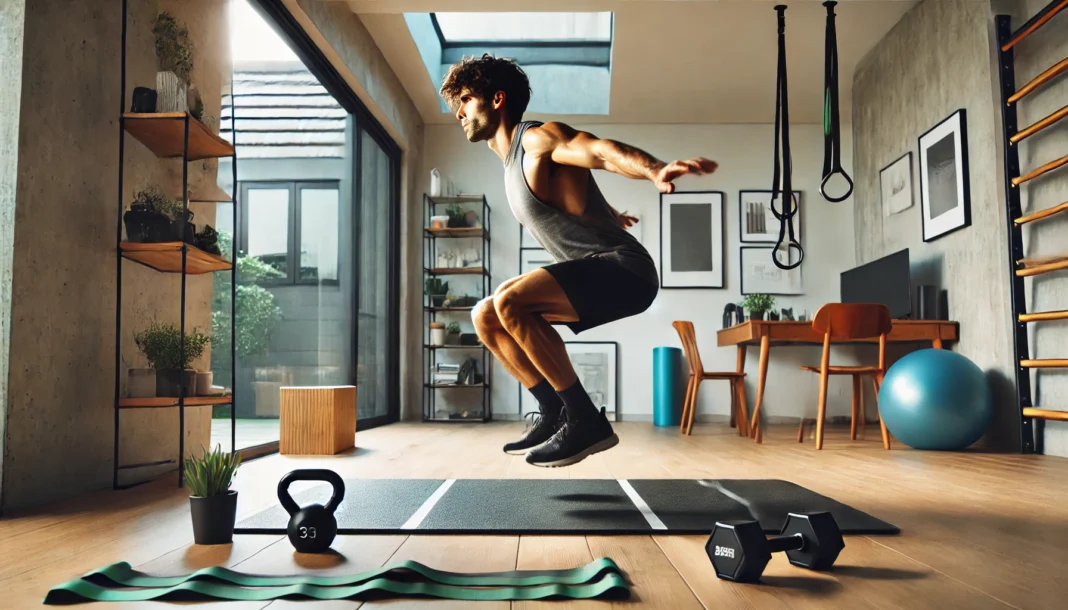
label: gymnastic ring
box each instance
[769,191,799,221]
[819,170,853,203]
[772,240,804,271]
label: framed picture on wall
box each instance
[880,152,914,217]
[519,341,618,421]
[738,190,802,243]
[739,246,803,295]
[659,191,725,289]
[918,109,971,242]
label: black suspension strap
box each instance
[771,5,802,270]
[820,0,853,202]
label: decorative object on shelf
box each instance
[134,320,212,397]
[880,152,913,217]
[425,278,449,307]
[430,215,449,229]
[195,371,213,396]
[445,204,469,228]
[124,186,177,243]
[185,444,241,545]
[520,342,618,421]
[127,367,156,398]
[196,224,221,255]
[131,86,157,113]
[429,322,446,346]
[188,84,204,121]
[446,322,462,344]
[918,108,971,242]
[781,307,795,321]
[722,303,738,329]
[739,190,802,243]
[741,293,776,321]
[459,332,481,346]
[430,168,442,197]
[740,246,802,295]
[152,12,194,113]
[660,191,725,289]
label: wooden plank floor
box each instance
[3,420,1067,608]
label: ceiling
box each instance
[348,0,920,125]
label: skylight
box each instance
[433,12,612,43]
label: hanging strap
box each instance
[820,0,853,202]
[771,5,803,271]
[43,558,629,605]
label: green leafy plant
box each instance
[131,186,184,220]
[135,320,212,370]
[446,321,462,334]
[741,293,775,314]
[184,444,241,497]
[425,278,449,295]
[153,12,194,84]
[211,231,284,362]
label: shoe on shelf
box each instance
[525,407,618,468]
[503,409,563,455]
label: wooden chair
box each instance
[798,303,892,450]
[672,321,748,436]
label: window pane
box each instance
[434,12,612,42]
[299,188,339,282]
[246,188,289,277]
[357,131,393,421]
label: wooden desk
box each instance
[716,319,959,442]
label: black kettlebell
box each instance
[278,469,345,553]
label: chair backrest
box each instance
[811,303,892,339]
[671,320,703,375]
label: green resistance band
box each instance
[44,558,630,605]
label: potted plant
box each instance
[446,321,462,344]
[124,186,176,243]
[135,320,212,397]
[445,204,466,228]
[425,278,449,307]
[186,444,241,545]
[741,293,776,321]
[153,12,194,113]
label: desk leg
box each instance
[747,336,771,443]
[736,346,749,436]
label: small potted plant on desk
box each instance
[741,293,776,321]
[186,444,241,545]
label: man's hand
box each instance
[653,158,719,193]
[616,211,639,229]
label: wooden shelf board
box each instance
[425,344,487,349]
[427,267,486,276]
[425,383,488,388]
[427,195,485,205]
[425,306,475,312]
[121,241,233,274]
[123,112,235,160]
[425,227,484,238]
[119,395,232,408]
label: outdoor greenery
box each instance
[211,230,284,365]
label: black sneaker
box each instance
[525,407,618,467]
[503,409,563,455]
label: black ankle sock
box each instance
[557,379,600,421]
[528,379,563,417]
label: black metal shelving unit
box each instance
[113,0,238,488]
[995,0,1068,454]
[422,194,493,422]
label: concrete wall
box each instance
[421,122,868,424]
[285,0,426,420]
[849,0,1066,452]
[0,0,228,513]
[1003,0,1068,456]
[0,0,27,501]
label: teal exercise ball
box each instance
[877,349,993,450]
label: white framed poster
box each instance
[659,191,725,289]
[739,246,803,295]
[739,190,802,243]
[918,109,971,242]
[880,152,913,217]
[519,341,618,421]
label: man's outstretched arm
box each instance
[522,121,717,193]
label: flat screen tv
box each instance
[840,249,912,319]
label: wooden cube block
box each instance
[279,386,356,455]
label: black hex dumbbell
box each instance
[706,512,845,583]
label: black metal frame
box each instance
[246,0,403,431]
[995,0,1068,455]
[113,0,238,489]
[428,13,614,68]
[658,191,726,290]
[422,195,493,423]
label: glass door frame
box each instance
[245,0,402,433]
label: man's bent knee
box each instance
[471,297,499,336]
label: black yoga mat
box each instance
[235,478,898,536]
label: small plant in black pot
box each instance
[185,444,241,545]
[741,293,776,321]
[124,186,176,243]
[135,320,212,397]
[425,278,449,308]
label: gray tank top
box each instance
[503,121,658,286]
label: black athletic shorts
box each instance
[542,256,659,334]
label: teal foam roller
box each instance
[653,347,685,427]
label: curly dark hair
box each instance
[439,54,531,123]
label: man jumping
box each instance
[439,54,717,467]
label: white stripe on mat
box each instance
[401,479,455,529]
[617,479,667,530]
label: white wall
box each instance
[419,122,877,425]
